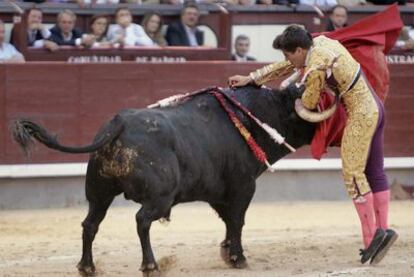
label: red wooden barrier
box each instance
[0,62,413,164]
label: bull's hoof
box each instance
[141,263,160,277]
[230,254,248,269]
[77,262,96,276]
[220,245,231,265]
[141,269,161,277]
[220,240,231,265]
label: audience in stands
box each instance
[166,4,204,47]
[0,20,25,63]
[231,34,256,61]
[87,15,112,48]
[11,0,403,56]
[47,10,94,47]
[141,12,167,47]
[107,7,154,46]
[326,5,348,31]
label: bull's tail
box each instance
[11,115,124,156]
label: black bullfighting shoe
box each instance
[370,229,398,265]
[359,228,387,264]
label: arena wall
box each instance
[0,62,413,165]
[0,62,413,208]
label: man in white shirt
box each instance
[107,7,154,47]
[0,19,25,63]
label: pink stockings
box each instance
[353,190,390,248]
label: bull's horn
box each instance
[279,71,301,90]
[294,98,338,123]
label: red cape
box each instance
[310,4,403,159]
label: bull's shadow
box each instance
[12,84,315,276]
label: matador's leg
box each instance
[341,85,379,248]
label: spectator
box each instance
[231,35,256,61]
[26,8,60,51]
[87,15,112,48]
[300,0,338,7]
[10,8,57,51]
[326,5,348,32]
[25,8,50,47]
[141,12,167,47]
[395,26,414,50]
[165,4,204,47]
[107,7,154,47]
[47,10,95,48]
[0,20,25,63]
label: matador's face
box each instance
[282,47,307,69]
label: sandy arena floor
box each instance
[0,201,413,277]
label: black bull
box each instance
[12,85,315,276]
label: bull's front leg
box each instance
[210,203,232,264]
[227,216,248,269]
[227,183,255,269]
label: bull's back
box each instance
[108,95,253,202]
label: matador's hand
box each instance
[228,75,252,88]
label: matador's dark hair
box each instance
[272,25,313,52]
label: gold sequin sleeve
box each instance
[301,69,326,110]
[249,60,295,86]
[301,47,333,110]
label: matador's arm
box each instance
[249,60,295,86]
